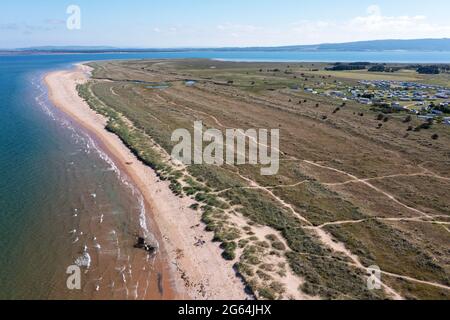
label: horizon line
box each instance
[2,37,450,51]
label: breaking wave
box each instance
[31,71,159,256]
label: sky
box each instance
[1,0,450,49]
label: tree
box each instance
[403,115,412,123]
[417,66,440,74]
[368,65,386,72]
[326,64,366,71]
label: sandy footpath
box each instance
[44,64,248,300]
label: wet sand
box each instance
[44,64,248,300]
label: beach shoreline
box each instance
[44,63,248,300]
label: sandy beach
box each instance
[44,64,248,300]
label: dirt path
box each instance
[323,172,427,186]
[87,68,450,299]
[233,161,450,298]
[235,172,313,226]
[158,85,449,297]
[303,160,435,219]
[230,171,404,299]
[156,88,450,297]
[311,216,450,229]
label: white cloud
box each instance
[131,5,450,47]
[347,7,441,36]
[201,5,450,46]
[288,5,450,44]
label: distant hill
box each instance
[16,46,118,52]
[254,38,450,52]
[13,38,450,53]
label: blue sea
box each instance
[0,50,449,299]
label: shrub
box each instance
[270,281,286,295]
[415,120,433,131]
[417,66,440,74]
[256,270,273,281]
[189,203,200,210]
[265,234,277,242]
[368,65,386,72]
[272,241,286,251]
[258,287,276,300]
[221,241,237,260]
[235,263,254,276]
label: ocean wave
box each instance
[31,74,160,254]
[75,251,91,269]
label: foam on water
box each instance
[75,251,92,269]
[31,71,159,254]
[24,71,160,299]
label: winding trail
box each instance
[303,160,435,220]
[418,163,450,182]
[234,172,313,226]
[161,87,450,296]
[230,170,406,299]
[101,77,450,298]
[323,172,427,186]
[308,216,450,229]
[380,271,450,291]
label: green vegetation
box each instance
[417,65,441,74]
[326,220,450,299]
[77,59,450,300]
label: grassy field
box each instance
[78,59,450,300]
[303,69,422,81]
